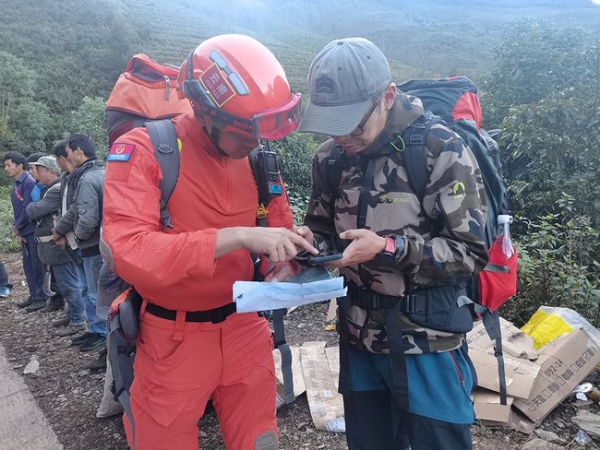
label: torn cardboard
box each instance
[300,342,345,433]
[513,329,600,423]
[472,388,514,424]
[468,317,538,361]
[273,346,305,409]
[472,388,535,434]
[325,346,340,391]
[470,347,540,399]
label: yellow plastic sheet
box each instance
[521,310,574,349]
[521,306,600,371]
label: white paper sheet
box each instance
[233,277,346,313]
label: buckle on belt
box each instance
[402,294,420,314]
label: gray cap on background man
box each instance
[299,37,392,136]
[30,155,61,174]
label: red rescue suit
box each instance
[103,111,293,450]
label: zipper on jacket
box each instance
[164,77,171,100]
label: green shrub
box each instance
[0,186,21,252]
[500,209,600,327]
[272,131,320,225]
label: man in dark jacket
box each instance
[53,133,106,352]
[3,151,47,309]
[26,154,86,334]
[298,38,488,450]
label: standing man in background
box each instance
[3,151,47,310]
[25,154,86,332]
[50,139,88,333]
[53,134,106,352]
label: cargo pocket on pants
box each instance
[133,333,201,428]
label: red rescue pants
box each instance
[123,307,277,449]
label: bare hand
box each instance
[244,227,318,262]
[55,236,68,249]
[294,225,314,246]
[326,229,386,268]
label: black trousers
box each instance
[343,389,472,450]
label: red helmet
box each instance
[178,34,301,140]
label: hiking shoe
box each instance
[0,284,13,298]
[37,301,64,313]
[72,332,96,345]
[56,323,87,337]
[16,296,34,308]
[88,348,108,372]
[25,300,48,313]
[52,316,70,327]
[79,334,107,352]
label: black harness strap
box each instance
[145,119,180,229]
[386,301,410,410]
[272,308,294,404]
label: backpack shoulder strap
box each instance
[248,145,273,228]
[325,142,343,196]
[402,112,438,200]
[144,119,180,229]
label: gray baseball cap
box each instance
[299,37,392,136]
[30,155,60,174]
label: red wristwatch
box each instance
[374,234,405,266]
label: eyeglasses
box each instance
[348,97,380,137]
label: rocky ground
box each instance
[0,251,595,450]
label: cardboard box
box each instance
[468,317,538,361]
[325,346,340,391]
[472,389,535,434]
[513,329,600,423]
[470,347,540,399]
[300,342,345,433]
[472,388,514,424]
[273,346,306,409]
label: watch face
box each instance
[384,236,396,254]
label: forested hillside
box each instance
[1,0,600,155]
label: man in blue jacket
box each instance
[3,151,47,309]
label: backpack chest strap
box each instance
[347,281,426,312]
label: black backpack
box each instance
[396,76,508,247]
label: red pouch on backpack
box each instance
[478,235,518,311]
[105,54,191,146]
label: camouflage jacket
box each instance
[304,91,489,354]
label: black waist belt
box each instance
[146,302,236,324]
[347,282,426,313]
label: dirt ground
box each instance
[0,251,588,450]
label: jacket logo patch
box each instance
[380,195,409,204]
[107,143,136,162]
[451,181,466,198]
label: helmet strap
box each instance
[202,125,228,157]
